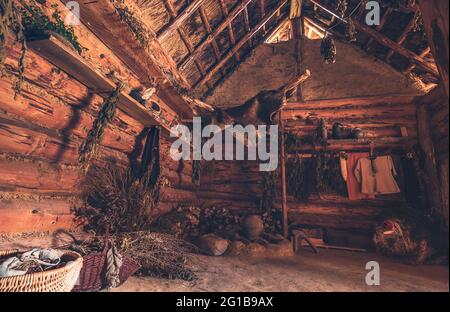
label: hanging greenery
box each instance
[346,18,357,43]
[192,159,201,186]
[79,83,123,173]
[21,1,83,53]
[286,155,316,202]
[320,34,336,64]
[259,169,281,233]
[336,0,348,18]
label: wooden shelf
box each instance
[27,35,175,132]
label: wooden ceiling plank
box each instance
[60,0,193,118]
[195,0,289,88]
[158,0,207,42]
[199,6,227,61]
[179,0,254,71]
[310,0,439,76]
[364,8,393,51]
[385,12,418,62]
[163,0,211,88]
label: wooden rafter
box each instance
[218,0,238,60]
[243,6,252,48]
[265,13,290,43]
[199,6,226,62]
[385,11,418,62]
[60,0,193,118]
[195,0,289,88]
[364,8,393,51]
[158,0,206,42]
[354,19,439,76]
[179,0,254,71]
[162,0,211,89]
[405,47,431,73]
[309,0,439,77]
[259,0,266,33]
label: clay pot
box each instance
[243,215,264,239]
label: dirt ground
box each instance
[113,249,449,292]
[1,232,447,292]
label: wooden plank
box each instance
[158,0,206,41]
[60,0,193,118]
[218,0,238,51]
[27,35,175,131]
[179,0,254,71]
[385,12,418,62]
[196,0,289,88]
[283,95,415,110]
[418,0,449,98]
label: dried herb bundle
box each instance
[192,159,201,186]
[76,162,168,233]
[346,18,357,43]
[79,83,123,172]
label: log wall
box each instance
[0,2,196,233]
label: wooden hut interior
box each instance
[0,0,448,292]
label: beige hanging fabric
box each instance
[290,0,303,19]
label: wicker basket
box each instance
[72,227,140,292]
[0,249,83,292]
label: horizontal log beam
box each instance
[283,94,415,111]
[196,0,289,88]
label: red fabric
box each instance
[346,152,375,200]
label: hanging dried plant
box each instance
[0,0,26,98]
[320,34,336,64]
[345,18,357,43]
[412,10,423,33]
[192,159,201,186]
[336,0,348,18]
[79,83,123,173]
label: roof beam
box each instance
[364,8,393,50]
[163,0,211,89]
[385,11,418,61]
[179,0,254,71]
[353,18,439,76]
[404,47,431,73]
[199,6,224,62]
[61,0,193,117]
[158,0,206,42]
[218,0,239,61]
[195,0,289,88]
[310,0,439,76]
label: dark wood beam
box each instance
[158,0,206,42]
[179,0,254,71]
[195,0,289,88]
[405,47,431,73]
[354,19,439,76]
[199,6,226,62]
[385,12,417,62]
[163,0,211,89]
[418,0,449,98]
[243,6,252,48]
[310,0,439,76]
[364,8,392,51]
[218,0,238,57]
[259,0,266,33]
[60,0,193,118]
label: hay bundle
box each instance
[111,232,199,281]
[373,219,430,264]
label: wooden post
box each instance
[279,111,289,238]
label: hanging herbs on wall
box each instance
[79,83,123,173]
[20,1,83,53]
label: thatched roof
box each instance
[124,0,437,98]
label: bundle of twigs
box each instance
[76,162,167,233]
[71,231,199,281]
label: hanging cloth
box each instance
[346,152,375,200]
[354,155,401,195]
[290,0,303,19]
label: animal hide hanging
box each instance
[320,34,336,64]
[139,126,160,188]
